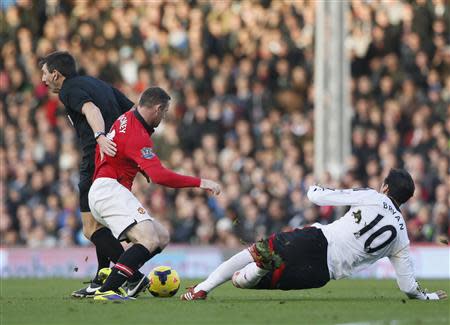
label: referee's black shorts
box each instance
[78,153,95,213]
[255,227,330,290]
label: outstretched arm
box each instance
[129,141,220,194]
[307,185,379,207]
[389,246,447,300]
[141,155,201,188]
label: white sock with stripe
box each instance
[231,262,268,289]
[195,249,253,293]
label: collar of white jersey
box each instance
[387,195,401,213]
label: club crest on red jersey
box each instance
[141,147,155,159]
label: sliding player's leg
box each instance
[231,262,269,289]
[181,236,285,300]
[184,227,330,300]
[181,249,254,300]
[255,227,330,291]
[232,227,332,291]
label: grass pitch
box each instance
[1,279,449,325]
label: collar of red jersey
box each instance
[133,109,154,135]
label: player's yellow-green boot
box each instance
[94,287,135,301]
[97,267,112,284]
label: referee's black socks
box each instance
[90,227,125,284]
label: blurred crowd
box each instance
[1,0,449,248]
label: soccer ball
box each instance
[148,266,180,297]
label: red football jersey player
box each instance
[93,109,201,191]
[89,87,220,300]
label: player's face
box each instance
[380,182,389,194]
[41,64,60,93]
[155,103,169,126]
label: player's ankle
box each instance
[193,286,207,294]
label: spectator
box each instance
[2,0,448,248]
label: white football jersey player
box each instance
[307,186,440,300]
[180,181,446,301]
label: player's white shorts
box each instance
[88,178,153,240]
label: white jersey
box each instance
[307,186,429,299]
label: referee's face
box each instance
[41,64,60,93]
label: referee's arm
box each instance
[81,102,117,157]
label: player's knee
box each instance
[127,220,168,252]
[81,213,102,240]
[82,223,95,240]
[232,269,260,289]
[135,236,159,253]
[158,227,170,249]
[232,271,247,289]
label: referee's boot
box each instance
[71,268,111,298]
[71,281,102,298]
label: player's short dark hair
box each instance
[384,168,415,205]
[139,87,171,108]
[38,51,77,78]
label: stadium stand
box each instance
[1,0,449,247]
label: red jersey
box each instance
[93,110,201,190]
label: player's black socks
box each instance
[101,244,162,292]
[90,227,125,284]
[90,227,148,284]
[128,270,147,283]
[127,245,162,283]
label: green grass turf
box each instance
[1,279,449,325]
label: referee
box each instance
[39,51,146,297]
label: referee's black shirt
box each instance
[59,75,134,158]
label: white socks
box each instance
[232,262,269,289]
[195,249,253,293]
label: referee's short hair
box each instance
[39,51,77,78]
[139,87,171,108]
[384,168,415,205]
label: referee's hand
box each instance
[97,135,117,160]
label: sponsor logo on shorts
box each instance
[141,147,155,159]
[137,207,146,214]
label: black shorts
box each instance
[78,153,95,213]
[255,227,330,290]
